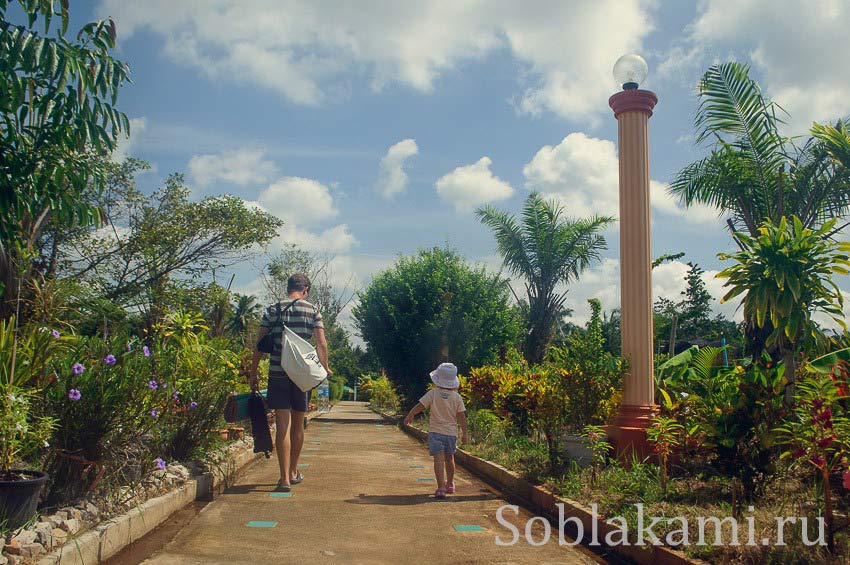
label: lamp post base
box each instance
[606,404,658,464]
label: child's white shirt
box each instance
[418,388,466,436]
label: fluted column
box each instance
[607,89,658,459]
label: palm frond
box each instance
[695,62,787,210]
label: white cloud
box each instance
[188,148,278,190]
[523,132,719,223]
[664,0,850,134]
[257,176,338,225]
[111,117,148,163]
[524,132,620,218]
[436,157,515,213]
[376,139,418,199]
[97,0,653,121]
[262,224,358,255]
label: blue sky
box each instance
[29,1,850,330]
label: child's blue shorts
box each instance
[428,432,457,456]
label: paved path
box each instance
[138,402,603,564]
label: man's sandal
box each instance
[290,471,304,485]
[274,480,291,493]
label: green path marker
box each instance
[269,492,292,498]
[247,521,277,528]
[308,441,321,445]
[453,525,484,532]
[417,477,435,482]
[305,448,320,451]
[408,465,424,469]
[297,463,310,467]
[301,454,315,458]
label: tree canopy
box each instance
[353,247,521,404]
[1,0,131,318]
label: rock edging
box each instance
[27,408,321,565]
[32,443,261,565]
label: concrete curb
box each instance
[379,407,704,565]
[36,410,322,565]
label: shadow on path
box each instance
[345,490,499,506]
[223,483,277,494]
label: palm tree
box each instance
[671,62,850,360]
[229,294,260,344]
[477,193,614,364]
[670,61,850,237]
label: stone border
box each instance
[35,410,323,565]
[34,444,260,565]
[369,407,704,565]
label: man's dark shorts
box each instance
[267,376,308,412]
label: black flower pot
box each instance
[0,470,48,531]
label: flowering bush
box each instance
[775,373,850,551]
[43,336,159,504]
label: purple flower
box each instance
[155,457,166,471]
[127,342,132,352]
[148,380,158,390]
[189,401,198,410]
[72,363,85,376]
[161,381,167,389]
[68,389,81,401]
[142,346,151,357]
[172,390,179,400]
[104,354,117,366]
[151,408,159,419]
[52,329,60,339]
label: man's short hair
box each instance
[287,273,311,294]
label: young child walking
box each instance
[403,362,468,498]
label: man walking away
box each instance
[250,273,331,492]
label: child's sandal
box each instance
[434,488,446,499]
[446,482,456,494]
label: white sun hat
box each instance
[429,362,459,389]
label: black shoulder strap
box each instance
[277,299,298,328]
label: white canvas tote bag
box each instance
[280,325,328,391]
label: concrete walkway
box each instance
[137,402,603,564]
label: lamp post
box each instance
[607,54,658,460]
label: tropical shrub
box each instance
[547,299,624,432]
[357,374,373,401]
[657,347,787,497]
[152,313,240,462]
[717,216,850,378]
[582,424,612,486]
[369,372,400,413]
[466,408,510,445]
[521,369,569,466]
[0,317,61,477]
[647,416,684,495]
